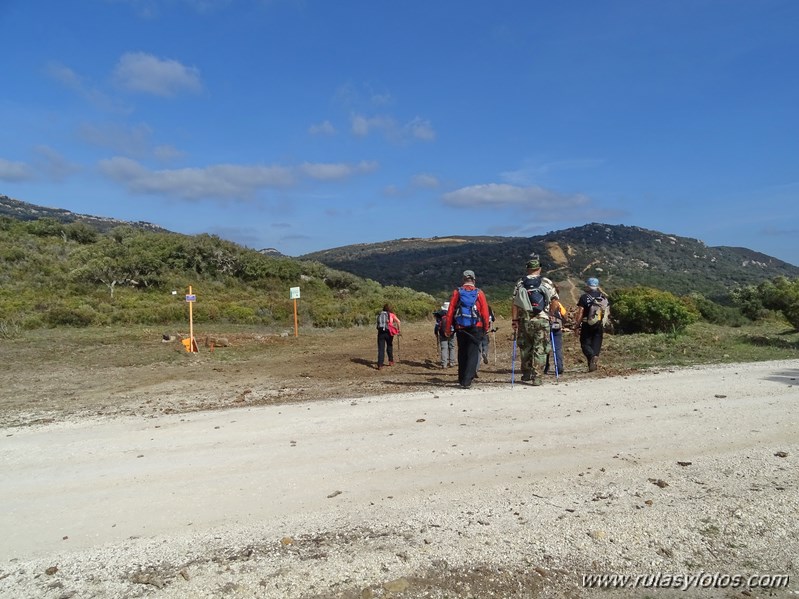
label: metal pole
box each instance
[511,332,517,387]
[550,329,559,382]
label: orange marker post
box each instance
[183,286,199,353]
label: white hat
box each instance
[442,302,450,310]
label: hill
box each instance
[0,196,434,330]
[0,194,166,234]
[302,224,799,304]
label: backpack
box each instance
[387,313,400,336]
[454,287,480,327]
[376,311,389,331]
[585,295,609,326]
[514,276,549,316]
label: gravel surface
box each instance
[1,359,797,598]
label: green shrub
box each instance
[611,286,699,334]
[46,303,98,327]
[687,293,748,327]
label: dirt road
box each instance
[1,359,797,598]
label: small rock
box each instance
[774,451,788,458]
[383,578,410,593]
[45,566,58,575]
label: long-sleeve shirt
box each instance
[442,283,490,335]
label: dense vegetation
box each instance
[1,195,797,338]
[0,217,435,332]
[302,224,799,303]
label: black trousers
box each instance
[579,323,603,362]
[376,329,394,366]
[455,327,483,387]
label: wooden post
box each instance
[293,298,298,338]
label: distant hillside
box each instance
[0,194,166,233]
[302,224,799,304]
[0,195,434,329]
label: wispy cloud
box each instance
[308,120,336,136]
[33,146,80,181]
[113,52,202,97]
[442,183,589,217]
[98,157,378,200]
[351,113,436,143]
[298,160,378,181]
[0,158,35,182]
[46,63,127,112]
[501,158,604,185]
[411,173,440,189]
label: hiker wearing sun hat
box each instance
[442,270,491,389]
[433,302,456,368]
[511,255,558,386]
[574,277,610,372]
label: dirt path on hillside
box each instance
[1,355,797,598]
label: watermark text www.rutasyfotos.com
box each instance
[581,571,790,592]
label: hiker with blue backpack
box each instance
[511,256,559,386]
[574,277,610,372]
[441,270,491,389]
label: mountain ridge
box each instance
[3,194,796,303]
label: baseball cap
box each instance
[587,277,600,289]
[462,270,475,280]
[526,259,540,269]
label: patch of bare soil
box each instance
[0,320,621,427]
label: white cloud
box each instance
[0,158,35,182]
[299,160,378,181]
[99,157,378,200]
[99,157,294,200]
[442,183,589,214]
[113,52,202,97]
[308,120,337,136]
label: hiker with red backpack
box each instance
[511,256,559,386]
[375,303,401,370]
[442,270,491,389]
[574,277,609,372]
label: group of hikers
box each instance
[376,256,610,388]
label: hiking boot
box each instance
[482,354,489,365]
[531,378,543,386]
[589,356,598,372]
[388,361,395,366]
[377,365,383,370]
[521,372,532,382]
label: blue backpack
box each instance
[454,287,480,327]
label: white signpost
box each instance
[290,287,300,337]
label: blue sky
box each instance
[1,0,797,265]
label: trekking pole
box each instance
[492,329,497,364]
[396,334,400,363]
[550,329,559,382]
[511,331,517,387]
